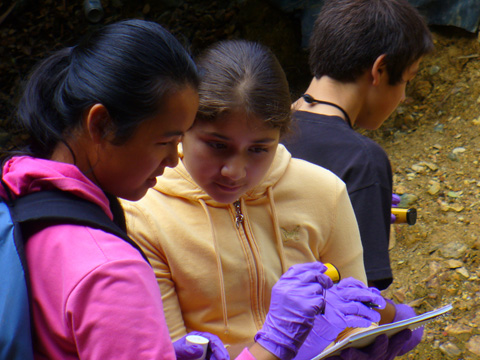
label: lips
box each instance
[147,177,157,188]
[215,182,243,192]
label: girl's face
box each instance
[94,86,199,201]
[182,110,280,204]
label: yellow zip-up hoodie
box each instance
[122,144,366,347]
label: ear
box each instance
[85,104,112,144]
[371,54,388,86]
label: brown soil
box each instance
[375,27,480,359]
[2,1,480,359]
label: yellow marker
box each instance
[324,263,341,283]
[391,208,417,225]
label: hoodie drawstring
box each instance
[199,198,230,335]
[267,187,288,274]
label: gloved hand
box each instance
[388,299,424,355]
[254,262,334,360]
[173,331,230,360]
[391,194,401,223]
[293,278,386,360]
[325,329,412,360]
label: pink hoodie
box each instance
[2,156,258,360]
[2,156,175,359]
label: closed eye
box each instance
[250,147,268,153]
[158,136,182,146]
[208,142,227,150]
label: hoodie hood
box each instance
[153,144,292,205]
[1,156,112,218]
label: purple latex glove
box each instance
[325,329,412,360]
[293,278,386,360]
[390,194,401,223]
[173,331,230,360]
[388,299,424,355]
[254,262,334,360]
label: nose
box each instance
[221,156,246,181]
[163,145,180,169]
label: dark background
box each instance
[1,0,479,151]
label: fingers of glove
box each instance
[397,326,423,356]
[390,213,396,224]
[335,277,369,289]
[335,345,374,360]
[273,268,332,295]
[282,262,328,280]
[385,329,412,360]
[290,287,328,318]
[332,334,389,360]
[207,344,230,360]
[388,302,423,355]
[392,194,401,206]
[173,341,204,360]
[330,286,385,309]
[188,331,230,360]
[272,279,324,301]
[361,334,390,359]
[317,305,349,333]
[392,303,416,322]
[188,332,230,360]
[327,292,385,314]
[336,278,382,297]
[332,301,382,322]
[279,272,332,291]
[342,314,378,329]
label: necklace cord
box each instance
[302,94,353,129]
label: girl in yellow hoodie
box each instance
[122,39,421,359]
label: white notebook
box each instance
[311,304,453,360]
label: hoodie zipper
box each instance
[234,200,244,228]
[232,200,266,328]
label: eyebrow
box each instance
[207,131,278,144]
[162,130,185,137]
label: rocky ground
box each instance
[377,28,480,359]
[2,1,480,359]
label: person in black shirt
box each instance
[284,0,434,290]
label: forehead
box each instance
[205,110,276,133]
[141,87,198,134]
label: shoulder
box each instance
[282,157,348,196]
[27,223,148,276]
[288,156,342,178]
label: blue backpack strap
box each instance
[0,199,35,360]
[10,190,149,263]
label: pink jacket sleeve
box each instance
[67,260,176,359]
[27,225,176,359]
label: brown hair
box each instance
[309,0,434,85]
[195,40,292,136]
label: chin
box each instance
[120,188,149,202]
[207,190,238,204]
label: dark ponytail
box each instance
[12,19,199,160]
[15,47,73,158]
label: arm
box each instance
[68,259,176,359]
[349,184,393,290]
[123,200,188,339]
[321,179,367,284]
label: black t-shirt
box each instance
[283,111,393,289]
